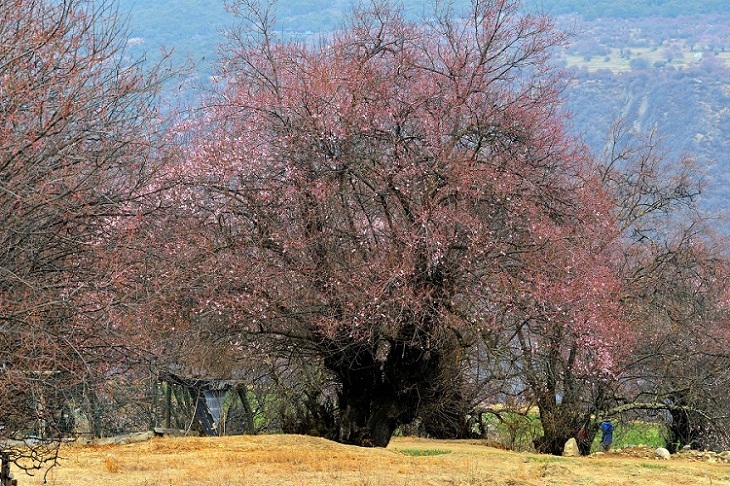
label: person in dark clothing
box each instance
[600,420,614,452]
[576,425,590,455]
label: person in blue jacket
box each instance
[600,420,614,451]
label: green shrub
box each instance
[396,448,451,457]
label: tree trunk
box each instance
[420,391,474,439]
[164,382,172,429]
[323,328,453,447]
[85,391,104,439]
[336,382,413,447]
[328,341,439,447]
[666,396,706,452]
[534,404,590,456]
[236,385,256,435]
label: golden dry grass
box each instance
[15,434,730,485]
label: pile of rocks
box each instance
[77,431,156,446]
[595,446,657,459]
[674,448,730,463]
[646,446,730,462]
[563,440,730,462]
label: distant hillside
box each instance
[116,0,730,68]
[566,65,730,215]
[532,0,730,19]
[116,0,730,44]
[116,0,730,223]
[555,14,730,217]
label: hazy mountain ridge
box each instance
[534,0,730,19]
[567,67,730,213]
[557,14,730,216]
[117,0,730,219]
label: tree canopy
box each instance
[166,0,631,448]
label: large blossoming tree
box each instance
[177,0,626,448]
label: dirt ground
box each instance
[15,434,730,485]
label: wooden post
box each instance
[150,378,159,431]
[164,382,172,429]
[0,452,17,486]
[236,384,256,434]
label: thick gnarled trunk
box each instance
[533,406,586,455]
[533,384,595,456]
[325,337,447,447]
[337,384,414,447]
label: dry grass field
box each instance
[12,434,730,485]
